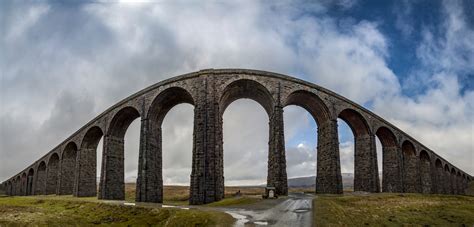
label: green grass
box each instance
[313,193,474,226]
[206,196,262,207]
[0,196,234,226]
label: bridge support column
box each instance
[136,118,163,203]
[74,148,97,197]
[316,120,343,194]
[190,76,224,205]
[267,104,288,196]
[354,133,380,192]
[99,135,125,200]
[382,146,402,192]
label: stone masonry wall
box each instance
[3,69,472,204]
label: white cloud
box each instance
[373,0,474,173]
[1,0,472,185]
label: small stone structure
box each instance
[1,69,472,204]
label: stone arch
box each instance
[137,87,195,203]
[108,106,141,138]
[444,164,452,194]
[59,142,78,195]
[75,126,104,197]
[148,87,195,125]
[284,90,330,125]
[46,153,60,194]
[450,168,457,194]
[338,108,379,192]
[375,126,401,192]
[35,161,47,195]
[338,109,371,137]
[419,150,431,194]
[15,176,21,195]
[284,90,341,194]
[219,79,277,195]
[26,168,34,196]
[220,79,274,116]
[434,159,444,194]
[7,181,12,196]
[11,179,15,195]
[21,172,27,196]
[456,171,463,195]
[462,174,468,194]
[100,106,141,200]
[401,140,419,193]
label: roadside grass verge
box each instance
[313,193,474,226]
[0,196,234,226]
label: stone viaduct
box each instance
[1,69,472,204]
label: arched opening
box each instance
[456,171,462,194]
[7,181,12,196]
[124,119,140,201]
[462,174,467,194]
[21,173,26,196]
[283,106,317,185]
[143,87,195,203]
[284,90,331,192]
[434,159,443,194]
[46,153,60,194]
[223,100,269,186]
[11,179,15,195]
[161,104,194,199]
[59,142,78,195]
[450,168,457,194]
[220,79,274,196]
[338,120,354,192]
[375,127,400,192]
[402,141,419,193]
[35,161,47,195]
[15,176,20,195]
[419,150,431,194]
[26,169,34,196]
[444,165,452,194]
[76,126,104,197]
[101,106,140,200]
[338,109,378,192]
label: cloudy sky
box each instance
[1,0,473,185]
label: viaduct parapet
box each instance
[1,69,472,204]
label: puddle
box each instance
[225,211,249,227]
[294,208,310,213]
[162,204,189,210]
[254,221,269,225]
[124,202,135,206]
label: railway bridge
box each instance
[2,69,472,204]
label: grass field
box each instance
[313,193,474,226]
[126,184,274,205]
[0,185,276,226]
[0,195,234,226]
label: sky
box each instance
[1,0,473,185]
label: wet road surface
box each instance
[222,193,313,226]
[101,192,313,226]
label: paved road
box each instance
[102,192,313,226]
[223,193,313,226]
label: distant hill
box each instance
[288,173,355,190]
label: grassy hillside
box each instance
[0,196,234,226]
[313,193,474,226]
